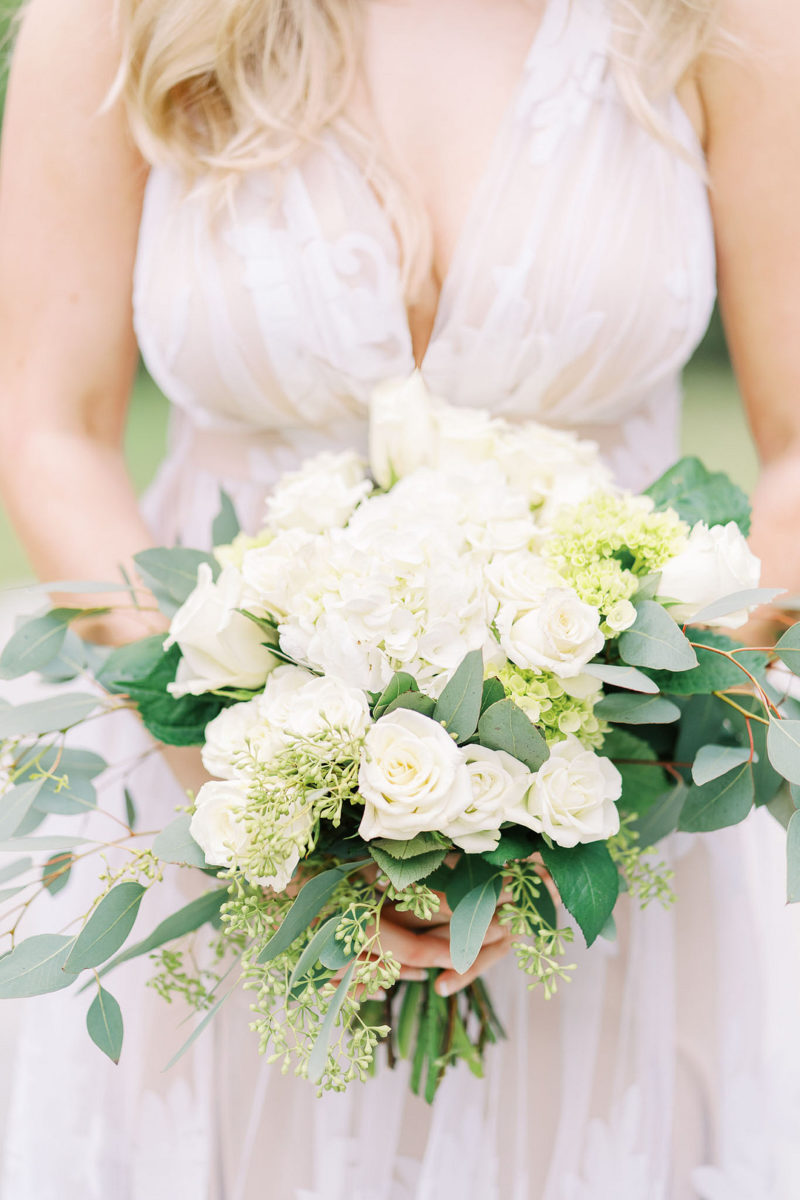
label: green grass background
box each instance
[0,4,758,585]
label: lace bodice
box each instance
[132,0,716,545]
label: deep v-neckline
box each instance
[370,0,569,371]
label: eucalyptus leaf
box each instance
[646,630,768,696]
[540,842,619,947]
[133,547,219,617]
[617,602,698,672]
[257,864,368,965]
[601,730,666,819]
[396,980,425,1059]
[381,692,437,718]
[788,811,800,904]
[690,587,784,625]
[767,719,800,786]
[42,852,73,896]
[679,763,754,832]
[480,826,538,866]
[372,673,419,719]
[369,844,448,890]
[288,916,343,989]
[692,745,756,787]
[449,876,502,974]
[95,635,168,695]
[0,780,44,839]
[631,785,687,847]
[0,694,102,738]
[152,814,208,869]
[595,694,680,725]
[308,961,358,1083]
[477,699,549,771]
[433,650,484,744]
[775,624,800,675]
[164,988,233,1071]
[0,857,32,885]
[318,934,354,973]
[480,677,506,713]
[0,934,76,997]
[92,889,228,983]
[33,774,97,817]
[0,885,26,904]
[212,489,241,547]
[443,856,500,912]
[582,663,659,694]
[0,835,88,853]
[64,882,145,974]
[87,985,124,1063]
[0,608,92,680]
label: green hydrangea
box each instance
[545,491,688,615]
[214,527,274,569]
[495,664,607,748]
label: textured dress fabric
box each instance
[3,0,800,1196]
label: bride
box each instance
[1,0,800,1195]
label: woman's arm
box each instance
[0,0,158,643]
[697,0,800,621]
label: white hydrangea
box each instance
[263,449,372,536]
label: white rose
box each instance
[657,521,762,629]
[189,779,311,892]
[248,664,321,762]
[358,708,472,840]
[368,370,439,487]
[497,589,605,678]
[165,564,278,697]
[202,696,267,779]
[280,674,371,742]
[509,735,621,848]
[484,551,559,605]
[432,404,501,470]
[263,449,371,535]
[443,746,533,853]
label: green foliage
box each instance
[0,694,101,738]
[372,673,418,719]
[212,489,241,546]
[679,763,754,832]
[601,729,666,818]
[607,818,675,906]
[86,986,124,1064]
[645,455,752,535]
[583,663,658,694]
[775,624,800,674]
[692,745,754,787]
[0,934,76,997]
[646,629,767,695]
[433,650,484,743]
[152,814,208,869]
[114,642,226,746]
[64,882,145,974]
[95,634,167,694]
[477,698,549,770]
[540,841,620,947]
[617,601,698,672]
[788,811,800,904]
[595,694,680,725]
[480,677,506,712]
[0,780,43,838]
[133,547,219,617]
[257,865,363,965]
[0,608,105,680]
[369,843,448,890]
[767,719,800,787]
[95,888,227,980]
[449,876,502,974]
[480,825,539,866]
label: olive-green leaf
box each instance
[692,745,755,787]
[595,694,680,725]
[767,718,800,786]
[0,934,76,997]
[43,852,74,896]
[212,488,241,546]
[0,780,44,839]
[477,698,549,771]
[288,916,343,989]
[257,863,368,965]
[690,588,783,625]
[371,834,445,860]
[678,763,754,833]
[617,601,698,672]
[308,960,358,1083]
[0,608,89,680]
[582,663,659,694]
[0,857,32,885]
[91,889,227,983]
[0,694,102,738]
[372,672,419,719]
[380,692,437,718]
[645,455,751,535]
[86,985,124,1063]
[540,842,619,947]
[433,650,484,743]
[133,547,219,617]
[152,814,208,868]
[164,989,233,1071]
[64,882,145,973]
[449,876,502,974]
[775,624,800,675]
[788,811,800,904]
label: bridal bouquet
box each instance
[2,372,800,1098]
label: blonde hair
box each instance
[114,0,724,292]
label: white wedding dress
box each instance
[3,0,800,1196]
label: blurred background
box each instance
[0,5,757,587]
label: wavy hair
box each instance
[113,0,724,292]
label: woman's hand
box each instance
[376,904,513,997]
